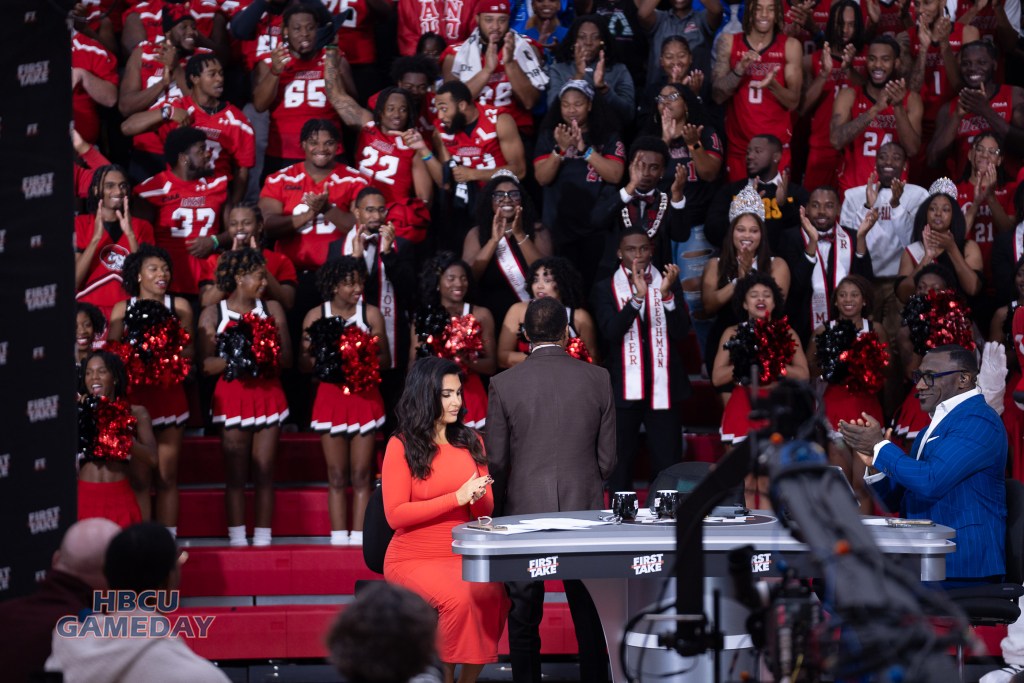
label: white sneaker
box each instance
[348,531,363,546]
[981,664,1024,683]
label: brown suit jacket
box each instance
[486,344,617,516]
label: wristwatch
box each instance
[161,105,172,122]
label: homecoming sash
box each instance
[1015,222,1024,262]
[495,235,530,302]
[806,227,854,330]
[612,265,671,409]
[343,230,397,369]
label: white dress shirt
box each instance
[840,183,929,277]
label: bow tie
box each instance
[817,229,836,244]
[633,190,657,202]
[360,232,379,243]
[643,273,653,284]
[756,182,776,196]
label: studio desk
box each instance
[452,510,956,682]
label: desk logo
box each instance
[751,553,772,573]
[631,554,664,575]
[527,556,559,578]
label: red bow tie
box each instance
[643,273,653,284]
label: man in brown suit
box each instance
[486,296,617,683]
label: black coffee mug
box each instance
[612,491,639,521]
[655,490,678,519]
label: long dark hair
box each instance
[87,164,130,215]
[394,357,485,479]
[960,131,1008,185]
[79,350,129,400]
[539,86,620,150]
[824,0,865,52]
[526,256,584,308]
[717,216,774,289]
[648,81,709,131]
[474,174,539,240]
[911,193,968,251]
[372,87,416,131]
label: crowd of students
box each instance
[69,0,1024,546]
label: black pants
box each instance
[506,579,609,683]
[609,405,682,493]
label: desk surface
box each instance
[452,511,956,582]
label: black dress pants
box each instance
[506,579,609,683]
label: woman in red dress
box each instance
[301,256,390,546]
[77,350,157,527]
[108,243,193,531]
[382,357,508,683]
[410,252,496,430]
[198,248,292,547]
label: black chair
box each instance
[647,461,744,511]
[361,482,394,575]
[947,479,1024,680]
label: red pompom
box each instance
[441,314,484,365]
[922,289,976,352]
[108,318,190,387]
[840,331,890,394]
[242,312,282,376]
[337,325,382,394]
[753,315,797,384]
[93,397,136,462]
[566,337,593,363]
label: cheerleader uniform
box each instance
[212,300,289,428]
[309,301,386,435]
[458,303,488,430]
[77,402,143,527]
[720,385,769,446]
[821,319,884,436]
[124,295,190,428]
[1007,302,1024,478]
[892,384,931,450]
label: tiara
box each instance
[728,182,765,223]
[928,177,958,198]
[490,169,520,183]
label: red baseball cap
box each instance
[477,0,510,15]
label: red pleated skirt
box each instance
[212,375,289,429]
[462,371,487,429]
[310,381,386,435]
[128,382,189,428]
[78,478,142,527]
[823,384,884,436]
[720,386,768,446]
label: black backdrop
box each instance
[0,0,77,600]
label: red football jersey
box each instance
[124,0,220,42]
[133,41,212,156]
[72,32,119,144]
[368,89,437,136]
[262,50,344,159]
[322,0,376,64]
[260,163,369,270]
[726,33,793,155]
[436,107,509,177]
[220,0,286,70]
[957,179,1017,284]
[949,85,1014,178]
[907,23,967,120]
[75,216,156,316]
[80,0,125,32]
[355,122,419,203]
[808,48,866,151]
[198,248,297,287]
[838,88,908,193]
[160,96,256,180]
[135,171,230,295]
[445,40,538,134]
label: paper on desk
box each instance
[518,518,614,530]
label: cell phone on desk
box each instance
[467,523,509,531]
[886,518,935,527]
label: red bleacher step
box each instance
[179,601,579,661]
[178,487,333,537]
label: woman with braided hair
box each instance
[197,248,292,547]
